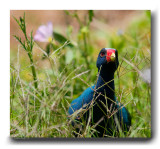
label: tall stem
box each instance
[28,52,38,89]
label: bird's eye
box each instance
[100,52,105,57]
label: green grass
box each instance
[10,10,151,138]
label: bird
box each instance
[68,48,131,137]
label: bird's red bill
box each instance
[106,49,116,62]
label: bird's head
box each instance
[96,48,119,73]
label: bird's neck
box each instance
[95,68,115,102]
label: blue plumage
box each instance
[68,85,95,115]
[115,100,131,129]
[68,48,131,137]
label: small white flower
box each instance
[34,22,53,42]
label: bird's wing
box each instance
[68,85,95,115]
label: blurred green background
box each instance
[10,10,151,138]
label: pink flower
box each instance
[34,22,53,42]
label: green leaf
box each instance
[14,35,27,51]
[53,32,74,48]
[88,10,94,22]
[13,16,20,26]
